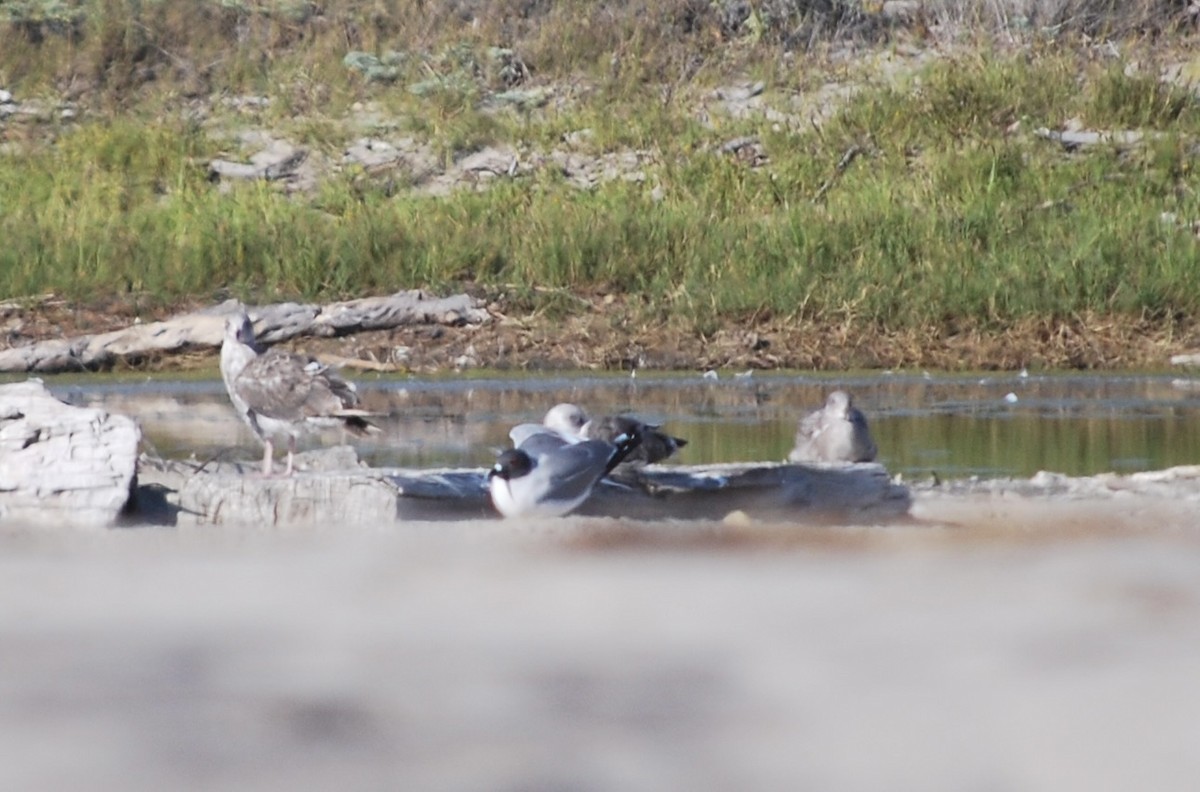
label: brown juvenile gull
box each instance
[220,308,376,476]
[542,402,687,466]
[788,390,877,464]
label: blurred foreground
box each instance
[1,517,1198,791]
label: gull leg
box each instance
[261,438,274,476]
[284,435,297,476]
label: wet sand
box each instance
[2,509,1199,791]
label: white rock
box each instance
[0,380,140,527]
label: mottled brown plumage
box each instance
[220,308,375,475]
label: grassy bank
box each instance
[3,1,1200,348]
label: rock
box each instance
[210,138,308,183]
[343,137,402,168]
[719,135,759,154]
[548,149,656,190]
[562,128,594,147]
[221,95,271,110]
[0,380,140,527]
[0,89,11,103]
[715,82,765,102]
[458,146,518,174]
[881,0,921,21]
[718,135,768,166]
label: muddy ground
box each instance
[4,292,1197,373]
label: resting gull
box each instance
[788,390,877,464]
[487,423,641,518]
[220,308,376,476]
[542,403,687,467]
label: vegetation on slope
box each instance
[2,0,1200,367]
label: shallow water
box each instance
[6,372,1200,791]
[41,369,1200,479]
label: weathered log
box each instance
[0,290,490,373]
[0,379,140,526]
[134,448,912,527]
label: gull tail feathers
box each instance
[330,410,382,436]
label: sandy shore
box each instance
[2,490,1199,791]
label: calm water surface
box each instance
[44,369,1200,479]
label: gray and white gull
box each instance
[487,421,641,518]
[788,390,877,464]
[220,307,376,476]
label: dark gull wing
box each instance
[584,414,685,465]
[847,406,878,462]
[530,439,619,505]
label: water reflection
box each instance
[39,370,1200,479]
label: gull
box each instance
[788,390,877,464]
[542,403,687,467]
[487,425,641,518]
[220,308,377,476]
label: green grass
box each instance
[3,6,1200,338]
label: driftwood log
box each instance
[132,445,1200,531]
[134,448,913,527]
[0,379,140,526]
[0,290,490,374]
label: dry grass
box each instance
[3,0,1196,101]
